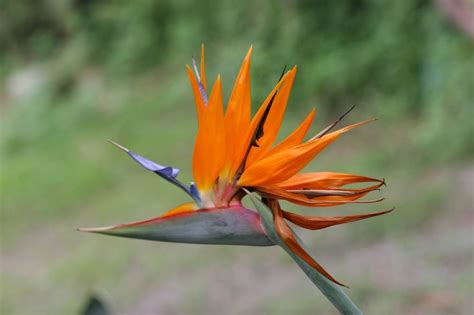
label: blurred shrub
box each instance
[81,294,110,315]
[1,0,473,161]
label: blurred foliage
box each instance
[2,0,473,162]
[81,295,110,315]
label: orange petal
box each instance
[287,180,384,195]
[200,44,207,92]
[263,108,316,158]
[266,199,346,287]
[161,202,198,218]
[247,67,298,164]
[186,65,206,125]
[239,119,375,187]
[277,172,382,190]
[192,75,226,191]
[225,67,293,181]
[222,47,253,178]
[282,208,393,230]
[257,185,384,207]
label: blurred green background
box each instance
[1,1,473,314]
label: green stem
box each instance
[246,191,363,315]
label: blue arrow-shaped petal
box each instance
[108,140,200,203]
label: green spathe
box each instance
[79,206,273,246]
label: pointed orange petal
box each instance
[222,47,253,177]
[257,185,384,207]
[225,67,292,181]
[282,208,393,230]
[247,67,298,164]
[200,44,207,91]
[267,199,346,287]
[186,65,206,124]
[226,46,253,121]
[286,181,384,198]
[263,108,316,158]
[238,119,375,187]
[161,202,198,218]
[192,75,226,191]
[277,172,382,190]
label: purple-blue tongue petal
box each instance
[189,182,200,202]
[192,57,208,105]
[108,140,200,203]
[128,151,180,178]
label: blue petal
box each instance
[189,182,201,202]
[198,82,208,105]
[127,151,193,198]
[128,151,180,178]
[192,57,208,105]
[108,140,201,205]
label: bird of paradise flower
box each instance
[80,45,392,314]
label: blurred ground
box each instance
[1,1,473,314]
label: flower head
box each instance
[81,45,391,288]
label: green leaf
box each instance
[245,190,363,315]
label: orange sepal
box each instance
[225,68,293,181]
[161,202,197,218]
[247,67,298,164]
[200,44,207,91]
[286,181,383,197]
[284,181,385,201]
[222,47,253,177]
[192,75,226,191]
[257,185,384,207]
[263,108,316,158]
[186,65,206,125]
[266,199,346,287]
[282,208,393,230]
[277,172,382,190]
[239,119,375,187]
